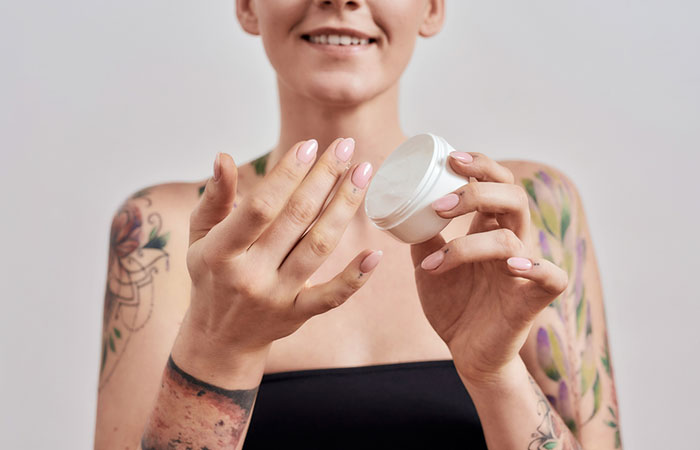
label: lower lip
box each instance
[302,38,375,55]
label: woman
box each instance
[95,1,622,448]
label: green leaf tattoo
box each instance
[252,152,270,176]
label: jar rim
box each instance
[366,133,448,230]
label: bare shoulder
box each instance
[500,160,621,446]
[499,159,584,204]
[95,158,264,448]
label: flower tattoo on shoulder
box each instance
[99,189,170,388]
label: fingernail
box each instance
[450,151,474,163]
[360,250,383,273]
[213,153,221,181]
[351,162,373,188]
[421,250,445,270]
[297,139,318,163]
[431,193,460,212]
[507,257,532,270]
[335,138,355,162]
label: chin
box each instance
[301,72,387,106]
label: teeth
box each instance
[308,34,372,46]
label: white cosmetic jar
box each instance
[364,133,468,244]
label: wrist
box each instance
[456,356,530,399]
[171,312,271,389]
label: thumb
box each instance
[189,153,238,245]
[410,234,446,271]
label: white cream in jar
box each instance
[364,133,468,244]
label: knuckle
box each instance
[285,195,317,226]
[320,158,342,180]
[514,185,529,206]
[276,162,299,183]
[503,166,516,184]
[497,228,523,253]
[248,195,276,225]
[188,205,201,228]
[465,181,481,202]
[343,270,365,292]
[337,188,360,211]
[323,292,346,310]
[307,229,335,258]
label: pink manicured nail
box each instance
[297,139,318,163]
[335,138,355,162]
[450,151,474,163]
[432,193,460,211]
[359,250,383,273]
[351,162,373,188]
[507,257,533,270]
[213,153,221,181]
[421,250,445,270]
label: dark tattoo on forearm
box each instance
[141,356,259,449]
[99,189,170,389]
[528,376,582,450]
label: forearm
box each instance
[140,321,270,450]
[458,358,582,450]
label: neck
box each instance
[267,78,407,175]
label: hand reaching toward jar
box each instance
[410,151,569,386]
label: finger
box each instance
[431,181,530,240]
[410,234,446,271]
[506,256,569,312]
[208,140,318,256]
[189,153,238,245]
[448,151,515,184]
[419,228,525,274]
[292,249,382,319]
[280,162,373,283]
[253,138,354,263]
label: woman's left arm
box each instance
[513,161,621,449]
[411,155,621,449]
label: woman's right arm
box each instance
[97,138,380,449]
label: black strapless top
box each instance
[244,360,487,449]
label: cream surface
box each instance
[366,134,434,220]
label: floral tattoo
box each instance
[99,189,170,388]
[522,168,619,443]
[527,375,582,450]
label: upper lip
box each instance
[301,27,377,41]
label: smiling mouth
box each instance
[301,34,377,46]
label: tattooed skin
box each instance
[522,168,619,444]
[99,189,170,388]
[527,376,582,450]
[601,334,621,448]
[141,356,258,449]
[252,152,269,176]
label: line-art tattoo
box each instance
[141,356,258,449]
[527,376,582,450]
[99,189,170,389]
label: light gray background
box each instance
[1,0,698,448]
